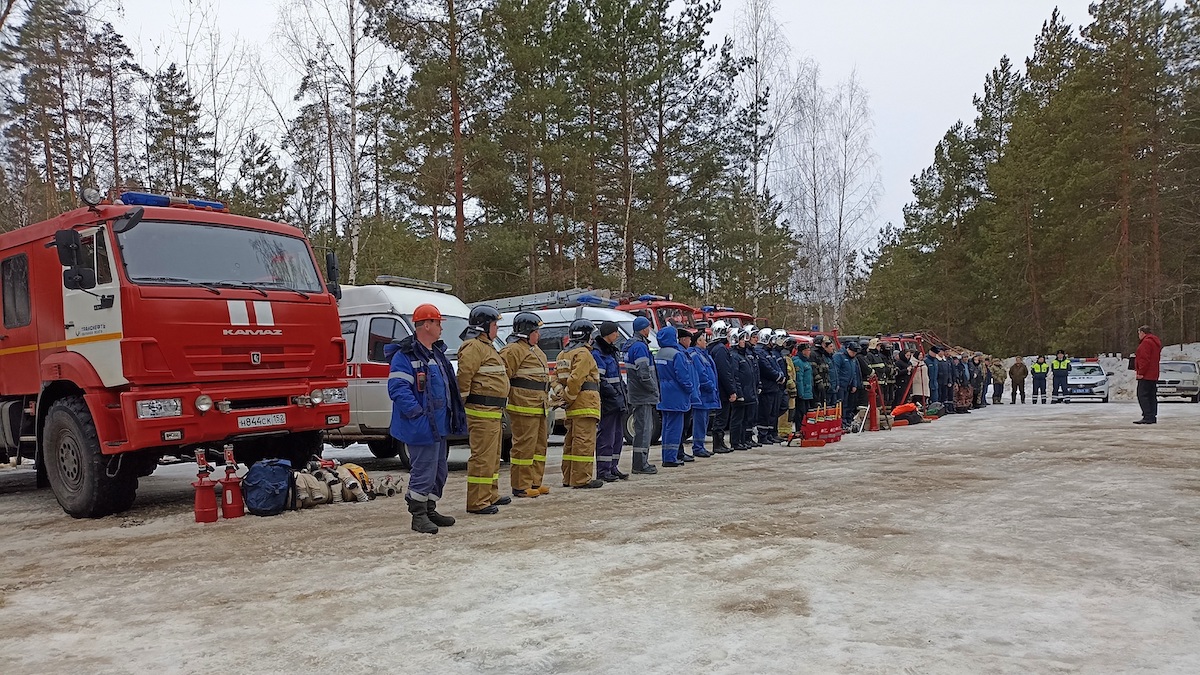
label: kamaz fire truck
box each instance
[0,190,349,518]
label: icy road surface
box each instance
[1,401,1198,674]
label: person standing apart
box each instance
[500,312,552,499]
[989,357,1007,404]
[558,320,606,489]
[655,326,697,467]
[624,317,660,475]
[706,321,738,454]
[1050,350,1072,403]
[591,321,629,482]
[387,304,466,534]
[1008,357,1028,403]
[458,305,510,515]
[1031,355,1050,404]
[690,331,722,458]
[1133,325,1163,425]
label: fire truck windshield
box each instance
[117,220,324,293]
[656,307,695,329]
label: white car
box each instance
[1066,361,1111,402]
[1157,361,1200,403]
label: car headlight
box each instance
[195,394,214,412]
[136,398,183,419]
[321,387,348,404]
[309,388,325,405]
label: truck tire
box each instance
[367,438,411,470]
[43,396,137,518]
[622,410,663,445]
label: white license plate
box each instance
[237,413,286,429]
[1158,387,1176,394]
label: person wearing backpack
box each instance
[387,303,467,534]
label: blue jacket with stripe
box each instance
[654,327,696,412]
[386,336,467,446]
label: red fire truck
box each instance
[0,190,349,517]
[615,294,698,332]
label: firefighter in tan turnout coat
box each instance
[457,305,510,514]
[557,319,606,490]
[499,312,551,498]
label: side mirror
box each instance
[64,267,97,290]
[112,206,144,233]
[325,252,342,300]
[54,229,83,267]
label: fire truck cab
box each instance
[0,191,349,518]
[615,295,698,333]
[694,306,754,331]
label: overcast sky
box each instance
[116,0,1097,234]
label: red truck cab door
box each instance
[0,250,40,395]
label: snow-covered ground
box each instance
[1,401,1198,674]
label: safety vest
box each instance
[1031,362,1050,376]
[1050,358,1071,372]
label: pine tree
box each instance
[147,63,213,196]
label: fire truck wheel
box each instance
[622,410,663,446]
[43,396,136,518]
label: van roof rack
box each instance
[375,275,453,293]
[475,288,618,312]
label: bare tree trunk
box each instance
[527,142,538,292]
[346,0,362,284]
[447,0,468,294]
[322,79,338,248]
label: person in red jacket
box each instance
[1133,324,1163,425]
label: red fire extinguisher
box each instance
[192,449,218,523]
[218,444,244,519]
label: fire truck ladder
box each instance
[474,288,618,313]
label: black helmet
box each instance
[512,312,543,339]
[568,318,596,342]
[468,305,501,331]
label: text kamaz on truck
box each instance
[0,190,350,518]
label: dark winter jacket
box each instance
[832,348,862,393]
[708,339,737,400]
[732,345,757,404]
[755,343,783,393]
[592,338,628,416]
[624,332,660,406]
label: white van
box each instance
[331,276,472,467]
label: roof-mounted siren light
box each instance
[637,294,666,302]
[375,275,453,293]
[700,305,715,313]
[576,294,619,309]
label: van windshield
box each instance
[117,220,323,292]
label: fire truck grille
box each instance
[229,397,290,410]
[183,345,315,374]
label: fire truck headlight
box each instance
[321,387,348,404]
[194,395,214,413]
[309,388,325,405]
[136,398,183,419]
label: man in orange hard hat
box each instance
[387,303,466,534]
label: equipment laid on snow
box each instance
[218,444,244,519]
[242,459,296,516]
[192,449,218,523]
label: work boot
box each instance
[714,445,734,454]
[599,472,620,482]
[467,505,500,515]
[612,467,630,480]
[513,488,539,498]
[408,499,438,534]
[632,465,659,474]
[572,479,605,489]
[534,485,550,495]
[680,453,695,463]
[694,449,714,458]
[492,495,512,506]
[713,432,729,451]
[661,460,684,467]
[427,500,455,527]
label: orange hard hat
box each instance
[413,303,443,323]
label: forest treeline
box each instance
[0,0,879,328]
[849,1,1200,355]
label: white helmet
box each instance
[743,324,757,336]
[757,328,773,343]
[772,329,788,346]
[711,320,731,340]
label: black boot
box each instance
[426,500,455,527]
[713,431,729,452]
[409,498,438,534]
